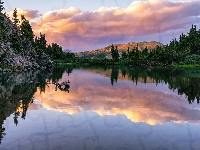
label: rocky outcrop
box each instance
[0,13,52,72]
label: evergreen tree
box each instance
[51,43,63,59]
[122,51,127,60]
[127,47,130,54]
[46,44,53,57]
[115,46,119,62]
[20,15,34,43]
[38,33,47,51]
[0,0,4,13]
[0,1,6,41]
[13,8,19,25]
[34,33,47,54]
[111,44,115,61]
[188,24,200,54]
[111,44,119,62]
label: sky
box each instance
[3,0,200,52]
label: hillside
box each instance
[0,10,52,72]
[75,41,163,59]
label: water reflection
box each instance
[1,65,200,146]
[33,65,200,126]
[0,70,51,144]
[111,68,119,85]
[97,66,200,104]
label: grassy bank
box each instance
[172,64,200,68]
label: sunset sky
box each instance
[3,0,200,52]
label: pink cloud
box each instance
[29,0,200,51]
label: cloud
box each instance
[34,70,200,126]
[7,8,41,20]
[29,0,200,51]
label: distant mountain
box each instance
[75,41,163,59]
[63,49,73,53]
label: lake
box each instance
[0,65,200,150]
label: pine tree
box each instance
[122,51,127,59]
[127,47,129,54]
[111,44,115,61]
[13,8,19,25]
[39,33,47,51]
[0,0,4,13]
[115,46,119,62]
[46,44,52,57]
[34,33,47,54]
[188,24,200,54]
[20,15,34,43]
[111,44,119,62]
[51,43,63,59]
[0,1,6,41]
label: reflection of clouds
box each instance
[34,70,200,125]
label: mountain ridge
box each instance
[75,41,163,59]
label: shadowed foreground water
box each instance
[0,65,200,150]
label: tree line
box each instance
[111,25,200,66]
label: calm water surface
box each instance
[0,66,200,150]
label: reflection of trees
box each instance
[0,70,51,144]
[33,65,73,94]
[49,65,74,83]
[66,65,73,76]
[37,73,49,93]
[51,65,65,83]
[46,65,73,93]
[127,68,200,103]
[64,65,200,104]
[111,67,119,85]
[108,66,200,104]
[168,77,200,104]
[54,81,70,93]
